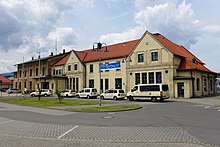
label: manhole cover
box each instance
[103,116,114,119]
[107,112,115,115]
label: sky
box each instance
[0,0,220,73]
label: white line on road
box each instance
[58,125,78,139]
[0,120,15,125]
[204,106,211,109]
[194,105,205,107]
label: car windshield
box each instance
[92,89,97,92]
[119,90,124,93]
[162,85,169,91]
[132,86,138,92]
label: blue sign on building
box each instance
[100,61,120,71]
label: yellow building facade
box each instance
[14,31,216,98]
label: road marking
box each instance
[0,120,15,125]
[194,105,205,107]
[58,125,78,139]
[204,106,211,109]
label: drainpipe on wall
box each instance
[191,71,195,98]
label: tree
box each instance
[56,89,63,103]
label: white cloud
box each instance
[99,1,200,49]
[134,1,200,48]
[0,0,94,73]
[47,27,78,49]
[99,26,144,45]
[203,25,220,34]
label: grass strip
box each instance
[68,104,141,112]
[0,98,114,107]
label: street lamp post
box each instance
[92,42,108,106]
[38,52,41,100]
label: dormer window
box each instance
[191,58,197,64]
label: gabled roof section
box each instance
[151,33,214,73]
[152,33,203,64]
[178,60,213,73]
[76,39,139,63]
[53,53,71,66]
[16,51,70,66]
[74,51,88,62]
[0,74,12,84]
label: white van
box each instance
[127,84,169,102]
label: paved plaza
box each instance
[0,95,220,147]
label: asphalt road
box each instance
[0,99,219,147]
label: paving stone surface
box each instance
[0,117,214,147]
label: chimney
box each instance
[63,49,65,54]
[32,57,34,60]
[50,52,53,56]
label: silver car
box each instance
[100,89,125,100]
[60,90,76,97]
[30,89,52,97]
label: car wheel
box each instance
[100,96,105,100]
[113,96,117,100]
[76,95,80,98]
[66,94,68,97]
[151,97,157,102]
[128,96,133,101]
[31,94,35,97]
[44,94,48,97]
[87,95,90,99]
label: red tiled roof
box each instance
[152,33,203,64]
[76,39,139,62]
[0,74,12,84]
[54,53,70,66]
[151,33,213,73]
[178,60,212,72]
[52,32,213,73]
[74,51,88,62]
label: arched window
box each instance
[196,78,200,91]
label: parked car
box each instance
[76,88,98,99]
[100,89,125,100]
[127,84,169,102]
[60,90,76,97]
[30,89,52,97]
[6,88,20,94]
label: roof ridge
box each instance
[53,52,71,66]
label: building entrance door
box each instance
[42,82,49,89]
[177,83,184,97]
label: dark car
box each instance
[0,88,8,92]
